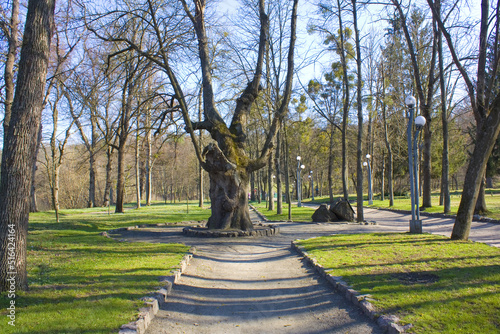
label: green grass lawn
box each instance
[0,202,211,334]
[297,233,500,334]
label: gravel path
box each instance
[113,210,383,334]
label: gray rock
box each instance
[377,314,400,330]
[388,322,406,334]
[359,300,377,319]
[330,198,355,222]
[311,204,338,222]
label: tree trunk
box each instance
[381,152,385,202]
[328,122,335,204]
[203,144,253,230]
[257,171,261,203]
[284,125,292,221]
[2,0,20,140]
[250,171,256,202]
[88,150,96,208]
[114,69,135,213]
[197,87,204,208]
[268,153,274,211]
[103,146,113,207]
[30,123,43,213]
[337,0,350,200]
[52,165,60,223]
[381,65,394,207]
[474,175,488,215]
[146,116,153,206]
[275,129,282,214]
[486,177,493,188]
[452,111,500,240]
[421,105,433,208]
[135,120,141,209]
[49,109,59,222]
[353,0,364,222]
[0,0,56,292]
[88,117,97,208]
[393,0,437,209]
[437,0,450,214]
[115,142,126,213]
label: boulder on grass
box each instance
[330,198,355,222]
[312,204,339,222]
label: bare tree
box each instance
[114,56,151,213]
[392,0,438,209]
[70,49,103,208]
[305,74,342,204]
[352,0,364,222]
[309,0,354,201]
[41,83,75,222]
[379,63,395,206]
[84,0,299,229]
[435,0,450,214]
[427,0,500,239]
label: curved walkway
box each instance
[363,208,499,247]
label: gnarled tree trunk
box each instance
[204,144,252,230]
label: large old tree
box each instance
[0,0,56,291]
[427,0,500,240]
[85,0,298,230]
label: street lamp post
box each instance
[365,154,373,205]
[413,116,426,226]
[298,164,305,206]
[310,171,314,201]
[297,156,302,207]
[406,96,426,234]
[405,96,417,231]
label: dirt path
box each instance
[145,241,380,333]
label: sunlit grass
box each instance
[297,233,500,333]
[251,201,315,222]
[0,203,211,333]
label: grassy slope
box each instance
[0,203,211,334]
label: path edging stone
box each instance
[291,240,412,334]
[182,225,279,237]
[117,248,195,334]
